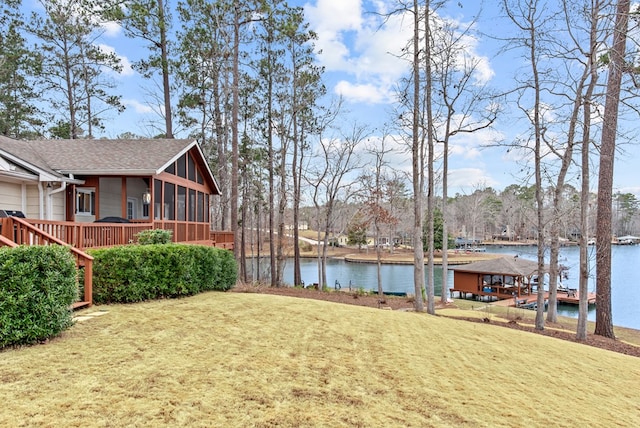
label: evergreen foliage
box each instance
[347,214,369,248]
[135,229,173,245]
[89,244,237,304]
[0,245,77,348]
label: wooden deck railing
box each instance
[24,219,233,250]
[26,219,153,249]
[1,217,93,309]
[0,230,18,248]
[211,231,235,249]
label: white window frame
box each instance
[76,188,95,215]
[126,197,137,220]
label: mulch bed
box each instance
[231,284,640,358]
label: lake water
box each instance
[280,245,640,330]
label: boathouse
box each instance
[449,257,545,301]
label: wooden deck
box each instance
[556,290,597,305]
[452,289,596,308]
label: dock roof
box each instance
[450,257,544,277]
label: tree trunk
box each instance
[276,140,287,286]
[231,1,241,263]
[577,132,590,340]
[530,11,545,331]
[577,0,600,341]
[292,124,302,287]
[595,0,629,339]
[376,217,383,296]
[411,0,424,311]
[424,0,435,315]
[441,133,449,306]
[157,0,173,138]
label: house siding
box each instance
[453,272,480,294]
[98,177,121,219]
[0,182,24,212]
[25,185,41,218]
[50,191,65,220]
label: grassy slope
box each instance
[1,292,639,427]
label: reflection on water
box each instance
[282,257,451,295]
[274,244,640,330]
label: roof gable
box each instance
[0,136,65,181]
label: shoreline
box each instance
[296,248,505,266]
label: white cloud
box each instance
[334,81,387,104]
[100,21,121,38]
[123,99,154,114]
[450,144,482,159]
[305,0,411,104]
[304,0,363,70]
[448,119,503,158]
[98,44,135,77]
[305,0,362,33]
[314,35,352,70]
[454,32,495,84]
[306,1,496,109]
[448,167,499,191]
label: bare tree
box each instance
[542,0,605,324]
[306,120,366,289]
[409,0,426,311]
[577,3,599,337]
[278,8,324,288]
[502,0,552,330]
[429,10,500,304]
[360,131,398,296]
[422,0,439,315]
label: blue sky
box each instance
[298,0,640,197]
[25,0,640,197]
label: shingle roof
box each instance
[0,136,219,192]
[450,257,544,276]
[25,138,197,174]
[0,135,51,172]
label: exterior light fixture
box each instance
[142,190,152,204]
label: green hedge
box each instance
[0,245,77,348]
[89,244,237,304]
[135,229,172,245]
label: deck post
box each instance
[84,259,93,306]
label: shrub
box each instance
[299,241,312,252]
[89,244,237,304]
[0,245,77,348]
[135,229,173,245]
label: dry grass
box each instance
[445,298,640,346]
[2,292,640,427]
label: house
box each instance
[0,136,233,247]
[614,235,639,245]
[0,136,234,308]
[284,221,309,231]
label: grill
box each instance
[0,210,25,218]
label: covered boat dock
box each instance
[448,257,545,302]
[448,257,596,307]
